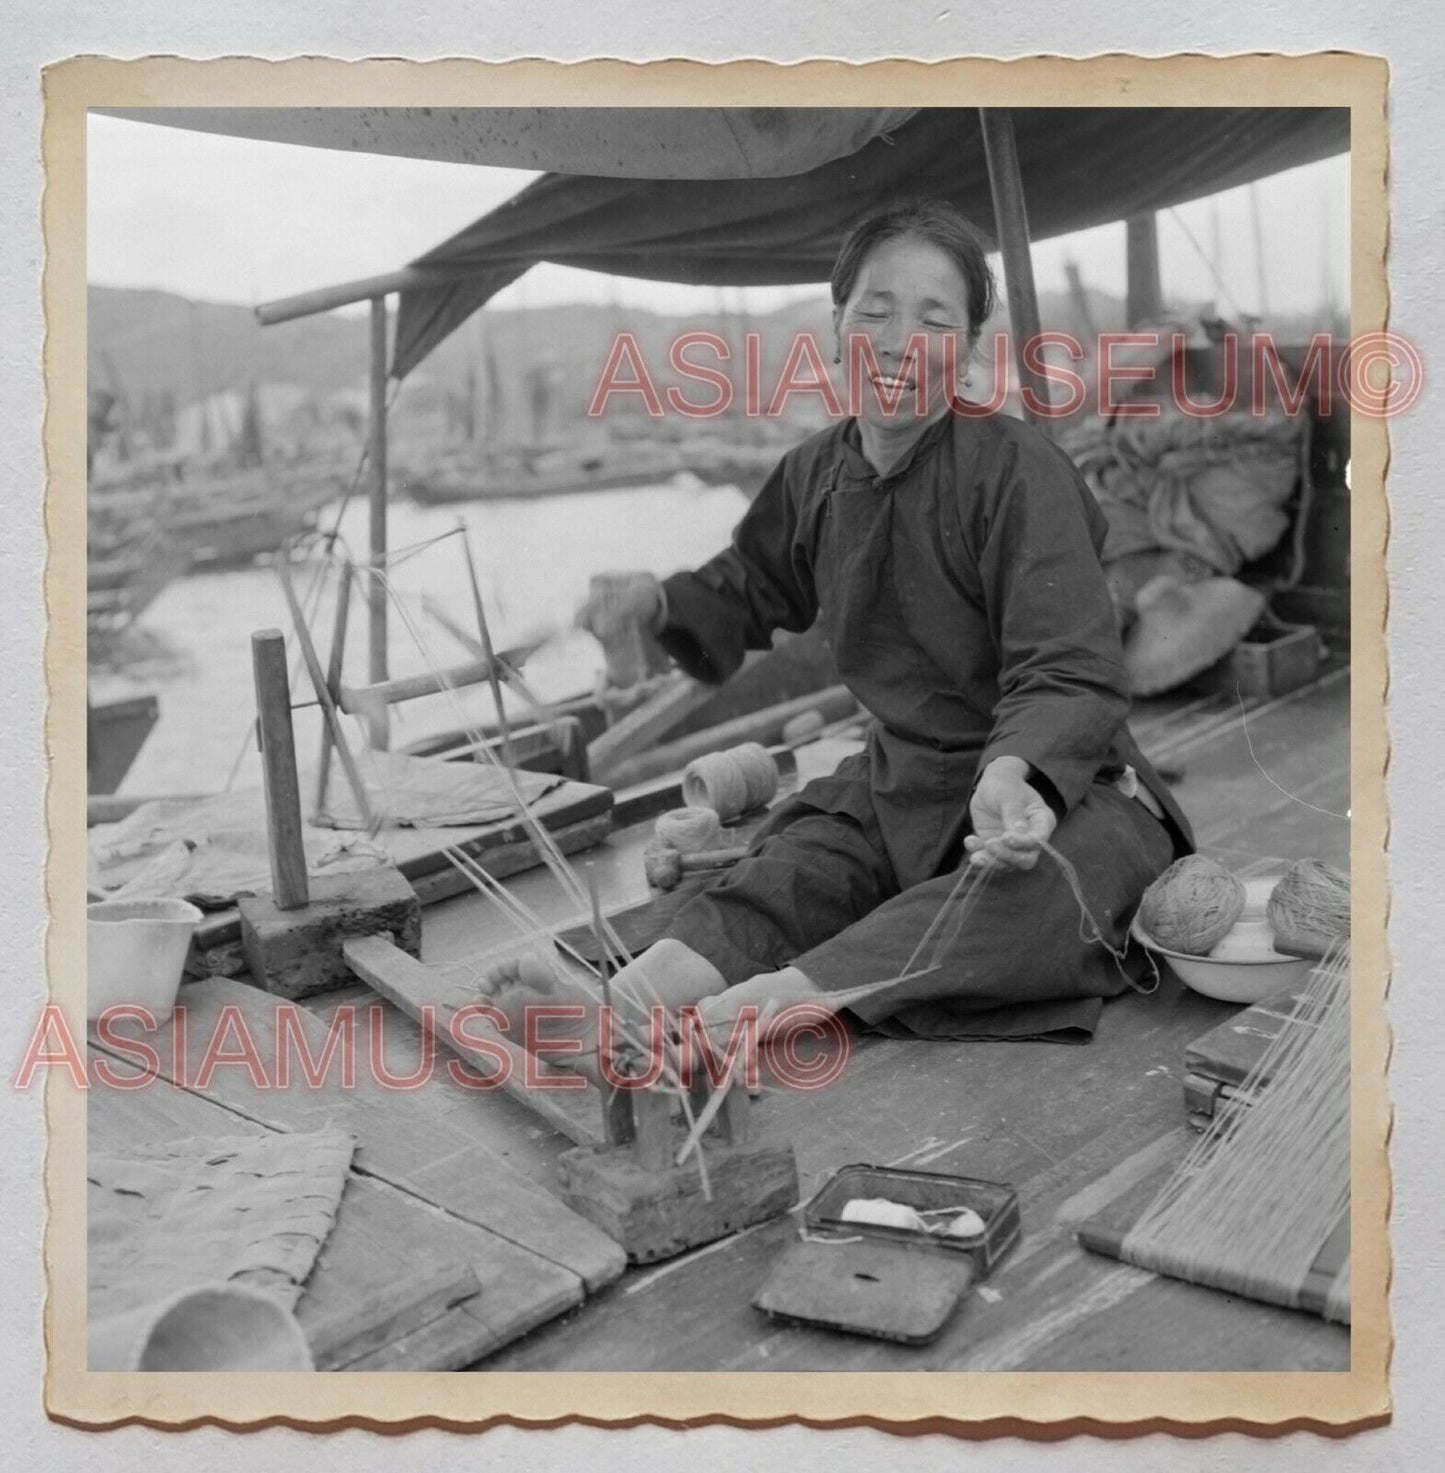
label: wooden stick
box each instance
[366,295,389,747]
[339,655,523,713]
[250,629,309,911]
[314,560,353,817]
[277,558,374,829]
[588,865,636,1148]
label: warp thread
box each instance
[1115,943,1351,1318]
[682,742,779,822]
[654,806,724,856]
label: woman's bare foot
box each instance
[472,940,731,1088]
[472,949,610,1085]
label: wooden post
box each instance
[367,296,390,749]
[251,629,309,911]
[1125,212,1163,327]
[978,108,1053,432]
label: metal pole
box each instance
[368,296,390,749]
[978,108,1053,432]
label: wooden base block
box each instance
[555,1140,799,1264]
[239,866,421,999]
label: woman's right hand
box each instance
[574,571,665,640]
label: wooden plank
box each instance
[249,629,309,909]
[90,973,625,1291]
[87,1056,581,1369]
[342,934,606,1151]
[307,1262,481,1370]
[588,656,764,777]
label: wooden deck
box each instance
[356,666,1351,1369]
[97,665,1351,1371]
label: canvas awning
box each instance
[389,107,1349,378]
[97,106,920,180]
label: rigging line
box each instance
[219,404,388,793]
[1165,207,1251,324]
[1234,683,1350,821]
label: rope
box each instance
[654,807,724,855]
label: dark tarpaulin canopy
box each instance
[99,106,920,181]
[392,106,1349,380]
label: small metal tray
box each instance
[801,1163,1021,1279]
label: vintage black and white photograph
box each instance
[49,56,1387,1428]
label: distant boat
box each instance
[87,689,159,794]
[90,456,345,579]
[404,441,692,505]
[87,498,190,638]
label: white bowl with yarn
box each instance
[1132,877,1312,1003]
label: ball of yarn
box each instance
[653,806,723,856]
[682,742,779,822]
[1267,858,1350,944]
[1138,855,1247,956]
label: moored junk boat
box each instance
[403,437,692,505]
[90,455,346,576]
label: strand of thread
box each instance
[654,806,724,855]
[682,743,779,822]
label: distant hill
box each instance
[89,278,1130,404]
[97,278,1249,464]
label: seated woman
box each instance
[483,199,1193,1072]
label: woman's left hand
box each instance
[965,756,1057,872]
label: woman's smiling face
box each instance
[833,231,974,426]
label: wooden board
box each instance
[340,935,607,1151]
[87,1059,582,1369]
[89,974,625,1292]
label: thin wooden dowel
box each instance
[250,629,309,911]
[277,558,374,829]
[315,560,353,816]
[367,295,390,747]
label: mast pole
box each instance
[367,295,390,748]
[978,109,1052,432]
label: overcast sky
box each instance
[86,112,1350,323]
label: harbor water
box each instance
[94,480,752,796]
